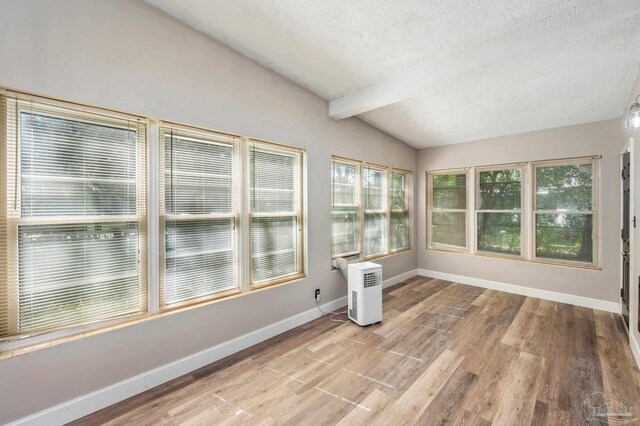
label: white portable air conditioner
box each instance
[348,262,383,326]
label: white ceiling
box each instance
[145,0,640,148]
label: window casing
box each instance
[476,166,523,257]
[331,156,412,261]
[331,160,360,257]
[0,88,307,351]
[0,92,147,340]
[249,141,304,286]
[427,170,468,251]
[159,124,241,308]
[427,157,600,268]
[533,158,598,267]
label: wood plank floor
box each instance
[72,277,640,425]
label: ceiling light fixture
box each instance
[626,94,640,128]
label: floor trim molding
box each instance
[417,269,619,313]
[10,268,418,426]
[383,269,418,289]
[9,295,348,426]
[631,333,640,370]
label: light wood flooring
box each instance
[73,276,640,425]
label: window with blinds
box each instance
[249,141,304,285]
[160,124,240,307]
[0,92,147,339]
[331,159,360,258]
[363,165,387,257]
[390,170,410,251]
[331,156,412,262]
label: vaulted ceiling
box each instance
[145,0,640,148]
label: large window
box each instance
[331,160,360,257]
[249,142,304,285]
[427,171,467,250]
[0,93,147,339]
[160,125,240,307]
[534,159,597,265]
[476,167,522,256]
[0,89,307,351]
[427,157,600,268]
[331,157,411,260]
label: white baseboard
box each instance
[417,269,619,313]
[8,295,348,426]
[9,269,419,425]
[631,333,640,370]
[383,269,417,289]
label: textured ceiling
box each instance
[145,0,640,148]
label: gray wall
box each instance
[0,0,417,422]
[417,118,624,303]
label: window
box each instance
[427,157,600,268]
[364,165,387,257]
[476,167,522,256]
[331,160,360,257]
[534,159,597,265]
[0,88,308,350]
[427,171,468,250]
[0,92,147,339]
[160,124,240,307]
[389,170,411,251]
[331,156,412,261]
[249,141,304,285]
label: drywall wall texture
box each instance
[417,118,624,303]
[0,0,417,422]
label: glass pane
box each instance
[536,164,592,211]
[20,112,137,217]
[251,216,299,283]
[432,173,466,209]
[391,211,410,250]
[364,212,387,256]
[332,207,360,256]
[164,219,237,305]
[431,211,466,247]
[477,212,521,255]
[364,168,385,211]
[250,149,295,213]
[17,222,141,333]
[164,135,233,214]
[478,169,521,210]
[332,162,357,205]
[390,172,407,211]
[536,214,593,263]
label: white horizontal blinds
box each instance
[331,159,360,257]
[249,141,303,285]
[390,170,410,251]
[160,124,240,307]
[0,97,7,337]
[1,93,147,339]
[363,165,387,257]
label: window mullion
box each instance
[240,138,250,292]
[147,121,160,314]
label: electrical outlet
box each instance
[314,289,320,303]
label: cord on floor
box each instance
[316,299,349,323]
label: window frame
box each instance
[248,139,305,288]
[389,168,412,253]
[530,157,600,268]
[0,87,308,354]
[426,156,601,270]
[1,91,149,345]
[475,164,525,259]
[363,163,389,259]
[158,123,242,310]
[331,158,361,259]
[330,155,412,263]
[426,168,469,252]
